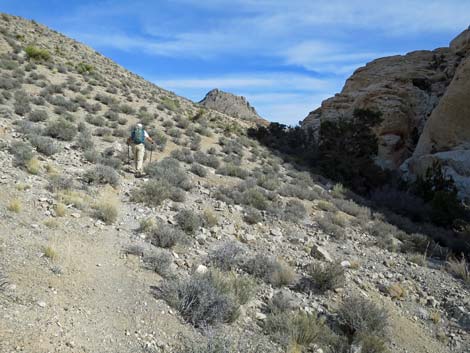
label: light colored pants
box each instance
[132,143,145,172]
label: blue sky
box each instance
[1,1,469,125]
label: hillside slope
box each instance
[0,13,469,353]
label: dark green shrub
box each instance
[319,109,385,193]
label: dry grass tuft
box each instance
[43,245,58,261]
[54,203,66,217]
[7,198,21,213]
[93,187,119,224]
[26,157,40,174]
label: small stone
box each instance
[310,244,333,262]
[195,264,208,274]
[255,312,267,321]
[340,260,351,268]
[270,228,282,237]
[37,301,46,308]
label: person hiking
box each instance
[127,123,154,175]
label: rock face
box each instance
[302,29,470,195]
[200,88,266,124]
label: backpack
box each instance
[131,127,145,144]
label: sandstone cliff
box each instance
[302,29,470,196]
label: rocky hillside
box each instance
[0,13,469,353]
[302,29,470,196]
[200,88,267,125]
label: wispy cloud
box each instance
[27,0,469,124]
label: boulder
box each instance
[310,244,333,262]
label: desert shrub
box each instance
[47,95,78,112]
[119,104,135,115]
[7,198,21,213]
[221,139,244,156]
[24,45,50,61]
[223,153,242,166]
[208,242,245,271]
[28,135,59,156]
[354,334,388,353]
[241,187,269,210]
[14,90,31,116]
[265,310,332,349]
[145,158,191,191]
[194,151,220,169]
[45,119,77,141]
[93,188,119,224]
[143,250,173,277]
[94,127,112,137]
[132,179,184,206]
[338,296,388,337]
[104,109,119,121]
[95,93,115,105]
[83,148,99,163]
[47,174,73,192]
[85,114,106,127]
[243,255,296,287]
[446,256,469,285]
[176,116,190,129]
[317,214,346,239]
[279,184,317,201]
[244,207,263,225]
[202,208,218,228]
[149,223,186,248]
[161,97,180,111]
[305,262,345,293]
[83,164,119,186]
[171,148,194,163]
[28,109,48,122]
[216,163,249,179]
[0,74,19,90]
[9,141,34,167]
[176,209,202,235]
[333,199,371,220]
[190,163,207,177]
[255,173,280,191]
[283,199,307,222]
[156,271,240,326]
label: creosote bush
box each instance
[24,45,50,61]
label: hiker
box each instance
[127,123,154,175]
